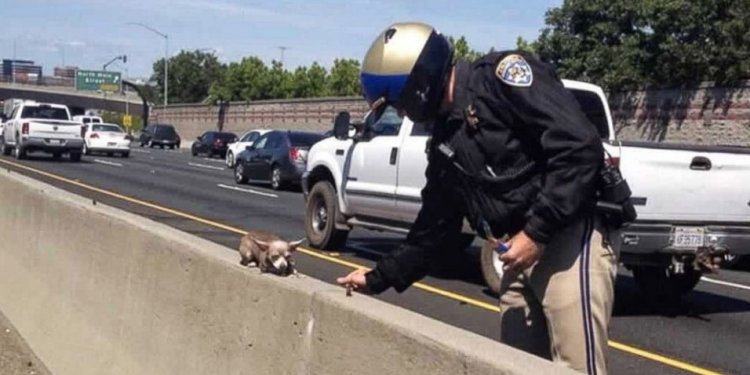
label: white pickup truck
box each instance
[1,101,85,161]
[302,80,750,300]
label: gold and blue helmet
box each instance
[360,22,453,123]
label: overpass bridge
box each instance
[0,81,146,117]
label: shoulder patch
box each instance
[496,54,533,87]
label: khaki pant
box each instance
[498,217,618,375]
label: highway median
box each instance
[0,169,575,375]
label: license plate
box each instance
[107,142,117,146]
[48,139,61,145]
[672,227,705,248]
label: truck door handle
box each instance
[390,147,398,165]
[690,156,712,171]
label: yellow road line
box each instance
[608,342,721,375]
[0,158,724,375]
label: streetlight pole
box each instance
[127,22,168,108]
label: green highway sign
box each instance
[75,70,122,92]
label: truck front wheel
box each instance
[305,180,349,250]
[632,265,702,303]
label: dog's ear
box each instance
[252,239,269,251]
[288,239,305,251]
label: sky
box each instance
[0,0,563,81]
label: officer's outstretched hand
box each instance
[336,268,373,294]
[500,231,545,272]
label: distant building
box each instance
[2,59,43,83]
[54,66,78,79]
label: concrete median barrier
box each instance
[0,170,576,375]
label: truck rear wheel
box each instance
[632,265,702,303]
[69,153,82,162]
[305,180,349,250]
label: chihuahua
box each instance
[239,231,304,276]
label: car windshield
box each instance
[155,126,177,137]
[21,106,68,120]
[92,124,123,133]
[289,133,324,147]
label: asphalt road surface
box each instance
[2,146,748,375]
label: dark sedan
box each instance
[139,124,181,149]
[234,130,324,190]
[191,131,238,158]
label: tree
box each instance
[534,0,750,89]
[328,58,361,96]
[515,36,537,54]
[292,62,328,98]
[535,0,647,89]
[449,36,483,62]
[136,83,160,105]
[152,50,225,103]
[266,60,294,99]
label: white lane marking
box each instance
[93,159,124,167]
[131,149,151,154]
[701,276,750,292]
[217,184,278,198]
[201,157,226,164]
[188,162,225,171]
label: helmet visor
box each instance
[397,31,453,123]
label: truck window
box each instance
[366,105,402,136]
[21,106,69,120]
[568,89,610,139]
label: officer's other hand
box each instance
[336,268,372,294]
[499,231,545,272]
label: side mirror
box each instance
[196,136,202,140]
[245,145,255,151]
[0,114,6,122]
[333,111,351,140]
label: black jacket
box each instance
[366,51,604,293]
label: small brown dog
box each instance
[239,231,304,276]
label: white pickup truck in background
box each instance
[302,79,750,300]
[1,101,85,161]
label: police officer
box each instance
[337,22,618,375]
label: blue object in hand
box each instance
[495,242,509,254]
